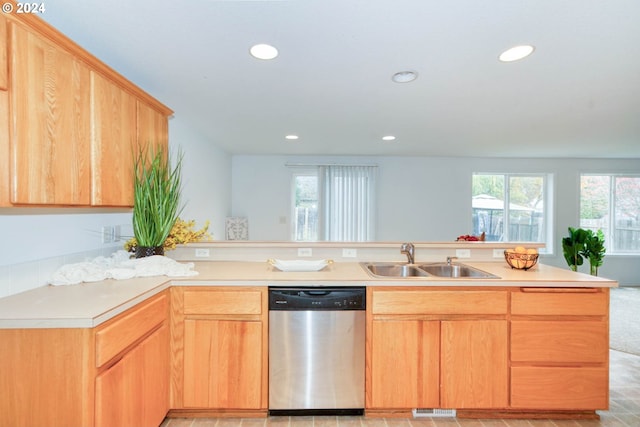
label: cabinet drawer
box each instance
[511,366,608,409]
[372,290,508,315]
[511,321,608,363]
[511,288,608,316]
[95,293,167,367]
[184,290,262,315]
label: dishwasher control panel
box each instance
[268,286,366,310]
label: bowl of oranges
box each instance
[504,247,539,270]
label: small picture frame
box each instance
[225,217,249,240]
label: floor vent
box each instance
[412,408,457,418]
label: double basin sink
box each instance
[362,262,499,279]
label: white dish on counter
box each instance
[268,259,333,272]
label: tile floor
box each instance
[162,349,640,427]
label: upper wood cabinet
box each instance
[0,91,9,207]
[10,23,92,205]
[0,14,7,90]
[138,100,169,151]
[1,13,172,207]
[91,72,137,206]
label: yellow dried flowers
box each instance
[125,218,212,253]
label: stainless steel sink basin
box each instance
[417,263,498,279]
[362,262,498,279]
[363,263,430,278]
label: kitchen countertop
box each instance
[0,260,617,329]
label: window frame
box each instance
[472,172,554,253]
[580,173,640,256]
[290,169,319,242]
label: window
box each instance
[472,173,551,248]
[292,165,377,241]
[580,174,640,254]
[292,172,319,241]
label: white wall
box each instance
[0,117,232,297]
[231,154,640,285]
[171,119,231,240]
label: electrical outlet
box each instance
[298,248,313,257]
[493,249,504,258]
[101,226,115,243]
[342,248,357,258]
[455,249,471,258]
[195,248,210,258]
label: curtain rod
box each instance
[285,162,378,168]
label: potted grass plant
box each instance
[131,145,184,258]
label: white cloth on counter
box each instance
[49,250,198,286]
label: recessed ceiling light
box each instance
[382,135,396,141]
[250,43,279,60]
[499,45,535,62]
[391,71,418,83]
[285,135,299,140]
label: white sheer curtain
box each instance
[318,165,377,241]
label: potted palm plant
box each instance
[562,227,589,272]
[584,229,606,276]
[562,227,606,275]
[132,145,184,258]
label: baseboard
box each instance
[167,409,268,418]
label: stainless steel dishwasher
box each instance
[268,286,366,416]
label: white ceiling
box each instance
[41,0,640,158]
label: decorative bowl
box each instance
[504,250,539,270]
[268,258,333,272]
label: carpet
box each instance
[610,287,640,356]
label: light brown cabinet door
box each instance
[140,324,170,426]
[90,72,137,206]
[511,366,608,410]
[0,14,7,90]
[95,324,169,427]
[183,319,263,409]
[441,320,508,409]
[137,100,168,151]
[369,320,439,409]
[9,23,91,205]
[511,320,608,363]
[0,90,9,206]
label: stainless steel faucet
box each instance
[400,242,415,264]
[446,256,458,266]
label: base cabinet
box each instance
[441,320,508,408]
[0,283,611,423]
[0,291,169,427]
[183,319,262,408]
[510,288,610,411]
[370,320,439,408]
[95,324,169,427]
[368,286,608,416]
[170,287,268,415]
[368,288,509,411]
